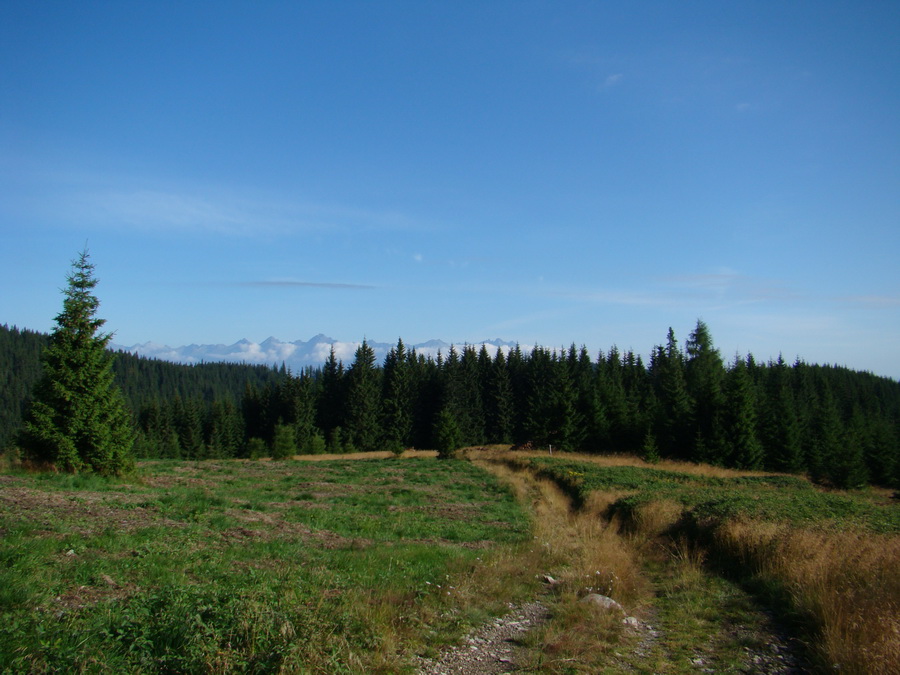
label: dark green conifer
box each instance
[175,396,205,459]
[434,407,462,459]
[270,422,296,460]
[595,347,630,451]
[486,349,515,444]
[207,399,243,458]
[276,372,317,452]
[642,428,661,464]
[723,356,764,469]
[326,426,344,454]
[317,345,345,436]
[566,345,595,452]
[829,409,869,489]
[381,339,413,453]
[685,320,726,463]
[651,328,693,459]
[760,356,803,472]
[345,340,382,451]
[17,250,134,475]
[808,387,842,482]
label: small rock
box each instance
[622,616,640,627]
[580,593,624,613]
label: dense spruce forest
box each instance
[0,324,283,454]
[2,321,899,488]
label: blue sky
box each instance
[2,1,898,378]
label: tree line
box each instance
[5,319,899,488]
[4,293,899,487]
[129,323,898,489]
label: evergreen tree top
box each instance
[53,249,111,347]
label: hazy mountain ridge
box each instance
[113,335,519,371]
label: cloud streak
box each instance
[242,280,375,290]
[4,159,428,238]
[535,270,800,311]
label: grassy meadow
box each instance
[0,456,533,673]
[2,449,898,674]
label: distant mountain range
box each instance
[112,335,519,372]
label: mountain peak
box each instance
[307,333,335,343]
[118,335,517,370]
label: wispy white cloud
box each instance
[242,279,375,290]
[551,288,669,306]
[3,159,427,238]
[534,269,799,312]
[80,187,423,238]
[604,73,624,87]
[660,270,798,305]
[90,189,274,236]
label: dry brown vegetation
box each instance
[473,447,899,675]
[716,519,900,675]
[469,454,651,672]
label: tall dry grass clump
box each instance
[476,455,649,609]
[716,519,900,675]
[473,454,655,672]
[622,498,685,542]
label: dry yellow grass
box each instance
[476,447,899,675]
[472,454,655,672]
[626,498,685,540]
[715,518,900,674]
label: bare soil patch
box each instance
[0,487,183,534]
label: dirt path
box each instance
[417,451,811,674]
[414,601,551,675]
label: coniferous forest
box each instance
[2,321,898,488]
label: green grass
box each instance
[528,457,900,533]
[0,457,530,673]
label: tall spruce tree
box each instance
[434,406,462,459]
[381,339,414,453]
[316,346,345,436]
[685,320,726,463]
[760,356,803,472]
[17,250,134,475]
[344,339,382,451]
[566,345,595,452]
[595,347,630,451]
[651,328,693,459]
[486,348,515,444]
[722,355,764,469]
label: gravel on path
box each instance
[415,601,550,675]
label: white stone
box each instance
[579,593,624,613]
